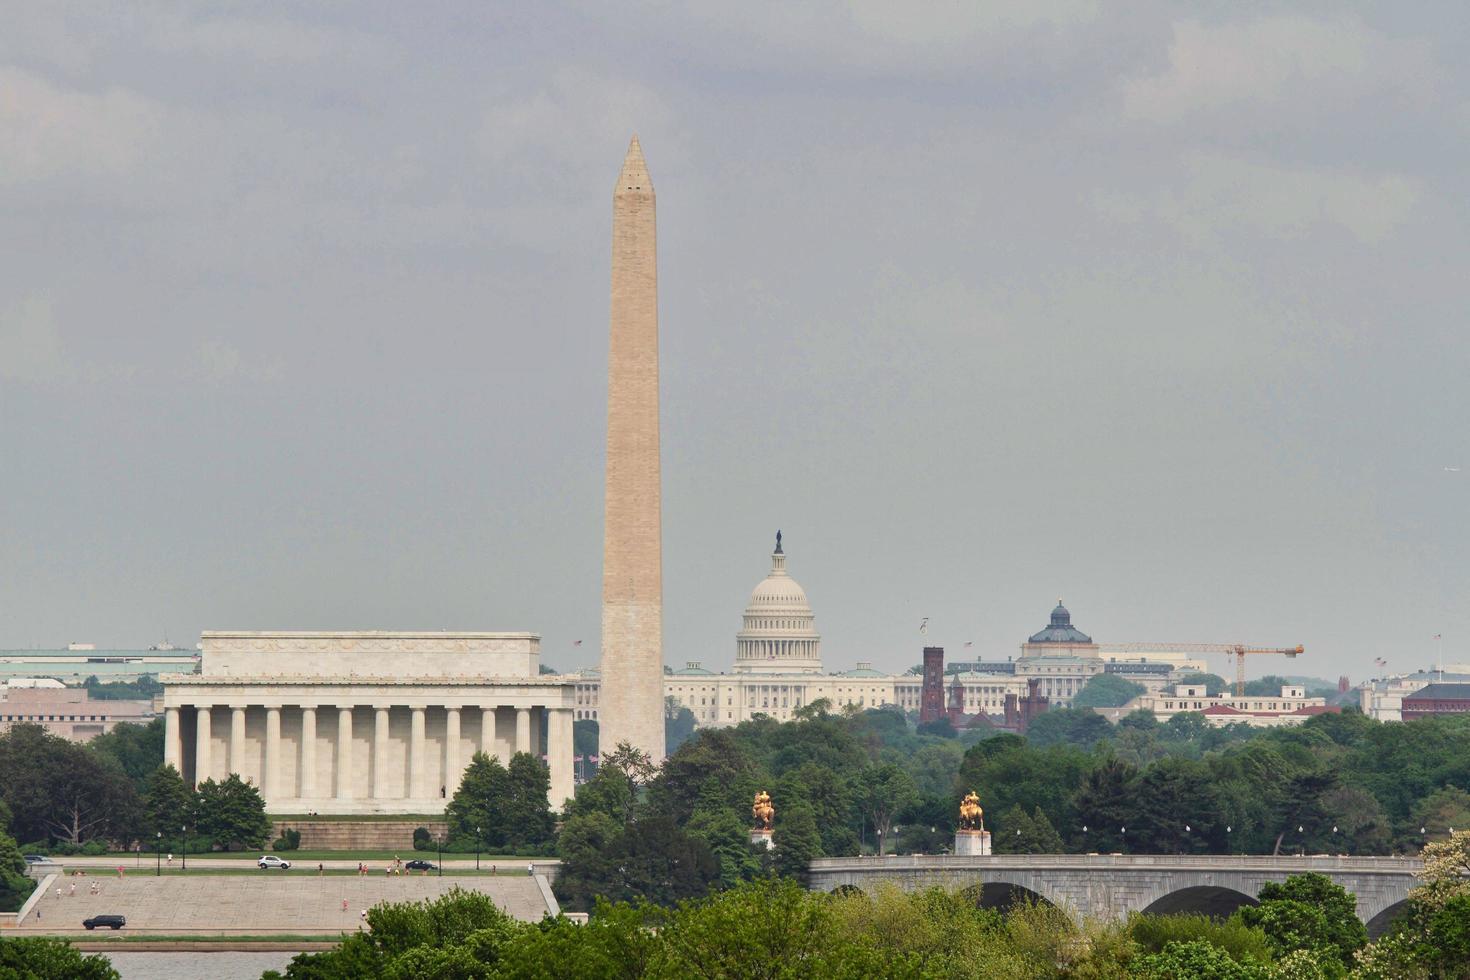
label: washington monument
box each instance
[599,136,665,763]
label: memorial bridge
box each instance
[807,854,1422,937]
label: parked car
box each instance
[83,914,126,930]
[404,859,435,871]
[258,855,292,870]
[23,854,47,865]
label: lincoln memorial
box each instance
[161,631,576,815]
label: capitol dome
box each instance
[735,532,823,674]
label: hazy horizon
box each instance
[2,4,1466,682]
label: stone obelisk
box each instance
[599,136,665,764]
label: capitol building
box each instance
[571,534,1206,732]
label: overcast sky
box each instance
[2,3,1466,681]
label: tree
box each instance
[0,724,140,845]
[143,764,195,841]
[773,803,822,884]
[1236,873,1365,975]
[665,697,697,756]
[567,759,639,825]
[194,774,271,851]
[1179,674,1230,697]
[993,805,1065,854]
[686,805,763,889]
[854,763,918,855]
[1409,785,1470,842]
[553,812,624,912]
[1072,674,1146,709]
[0,938,119,979]
[605,816,720,908]
[88,718,164,788]
[1129,939,1269,980]
[1074,757,1138,853]
[446,752,512,848]
[0,826,36,913]
[1132,757,1221,854]
[1023,708,1114,748]
[504,752,555,846]
[1269,770,1337,856]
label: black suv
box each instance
[83,914,126,930]
[404,859,435,871]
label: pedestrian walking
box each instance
[68,883,75,896]
[342,898,349,912]
[54,887,61,900]
[317,863,324,876]
[527,862,534,877]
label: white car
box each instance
[258,855,291,870]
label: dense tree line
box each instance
[262,850,1470,978]
[549,698,1470,905]
[0,721,270,854]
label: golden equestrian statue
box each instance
[958,791,984,832]
[752,791,775,832]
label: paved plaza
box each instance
[19,874,556,935]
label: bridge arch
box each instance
[1365,900,1410,940]
[961,880,1062,915]
[1142,886,1259,919]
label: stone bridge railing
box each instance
[808,854,1424,937]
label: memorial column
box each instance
[547,707,574,812]
[444,707,461,798]
[230,706,247,777]
[373,707,391,799]
[164,707,182,773]
[194,706,212,786]
[515,707,531,755]
[409,707,427,799]
[336,706,354,800]
[299,707,317,799]
[264,707,281,801]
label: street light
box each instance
[181,825,188,871]
[476,826,481,872]
[437,831,443,877]
[155,831,161,877]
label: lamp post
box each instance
[437,831,443,877]
[476,826,481,872]
[155,831,162,877]
[181,825,188,871]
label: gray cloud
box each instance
[0,3,1466,681]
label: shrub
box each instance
[271,828,300,851]
[1129,939,1269,979]
[412,826,431,847]
[1127,913,1273,965]
[80,840,108,856]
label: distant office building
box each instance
[0,648,199,685]
[0,681,153,742]
[1122,683,1331,727]
[1400,683,1470,720]
[1358,666,1470,721]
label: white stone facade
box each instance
[162,631,576,815]
[1121,683,1328,727]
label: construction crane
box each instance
[1099,643,1305,697]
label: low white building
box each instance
[1122,682,1330,727]
[162,631,576,815]
[1358,666,1470,721]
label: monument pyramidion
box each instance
[598,136,666,763]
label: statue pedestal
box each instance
[954,830,991,856]
[750,829,774,850]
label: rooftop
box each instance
[1026,601,1093,645]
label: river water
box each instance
[104,951,300,979]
